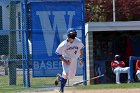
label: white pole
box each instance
[113,0,116,22]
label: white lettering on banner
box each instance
[40,61,46,69]
[36,11,75,56]
[46,61,52,69]
[33,61,62,70]
[34,61,40,69]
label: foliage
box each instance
[85,0,140,22]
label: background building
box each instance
[86,21,140,84]
[0,1,31,56]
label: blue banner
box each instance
[31,1,83,77]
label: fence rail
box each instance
[0,0,85,88]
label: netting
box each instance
[0,0,85,89]
[0,0,29,88]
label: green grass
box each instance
[0,86,29,93]
[76,83,140,90]
[1,75,140,93]
[0,75,55,93]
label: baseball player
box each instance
[136,60,140,80]
[55,28,84,93]
[111,54,131,84]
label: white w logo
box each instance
[36,11,75,56]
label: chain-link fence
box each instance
[0,0,85,89]
[0,0,25,88]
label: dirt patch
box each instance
[64,89,140,93]
[23,88,140,93]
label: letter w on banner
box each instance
[30,0,83,77]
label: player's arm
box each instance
[118,61,125,67]
[79,49,83,65]
[111,61,119,67]
[59,55,71,65]
[55,42,70,65]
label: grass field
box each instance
[0,75,55,93]
[0,75,140,93]
[76,83,140,89]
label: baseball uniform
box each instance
[56,37,84,79]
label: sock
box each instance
[60,77,67,92]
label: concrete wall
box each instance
[86,31,94,85]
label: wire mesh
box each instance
[0,0,84,89]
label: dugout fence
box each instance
[0,0,30,88]
[0,0,86,88]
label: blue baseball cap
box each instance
[67,28,76,34]
[67,28,77,39]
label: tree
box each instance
[115,0,140,21]
[85,0,140,22]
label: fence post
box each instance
[9,1,17,85]
[129,56,134,81]
[22,0,30,87]
[82,0,87,85]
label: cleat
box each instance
[59,89,63,93]
[54,89,63,93]
[116,82,121,84]
[54,73,61,86]
[127,79,132,83]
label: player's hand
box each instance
[80,60,83,65]
[65,60,71,65]
[79,58,83,66]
